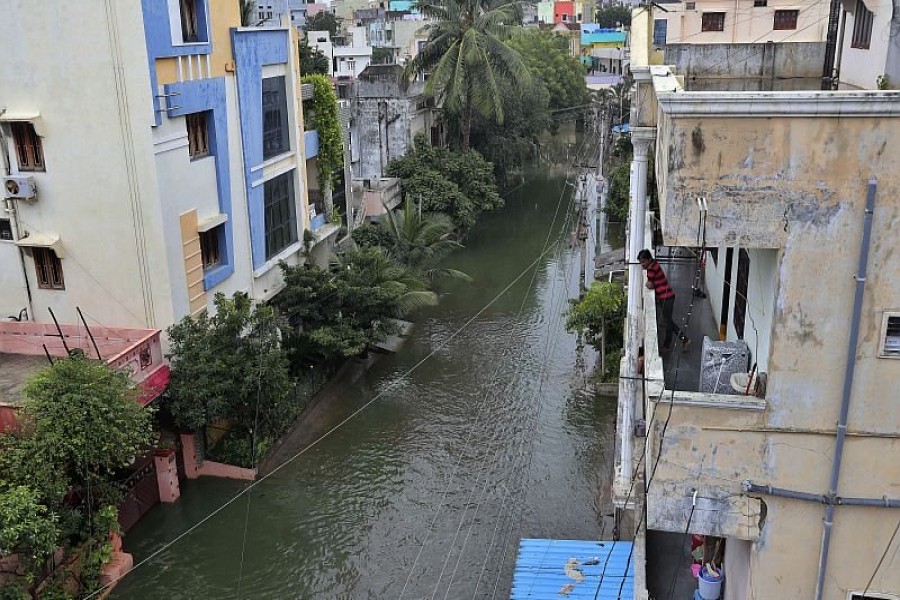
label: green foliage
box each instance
[303,11,341,37]
[596,3,632,28]
[299,40,329,76]
[301,74,343,188]
[0,486,60,568]
[352,223,395,250]
[371,46,394,65]
[386,134,502,230]
[401,0,530,148]
[606,162,630,222]
[274,248,436,367]
[164,292,297,455]
[0,584,30,600]
[566,281,626,355]
[20,356,155,484]
[471,31,587,175]
[507,32,588,112]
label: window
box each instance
[186,112,210,159]
[11,122,45,172]
[684,1,695,10]
[199,226,222,270]
[850,594,900,600]
[0,219,12,241]
[262,76,290,159]
[773,9,798,30]
[33,248,64,290]
[851,0,874,49]
[263,172,297,259]
[653,19,668,46]
[701,12,726,32]
[733,249,750,339]
[347,59,356,73]
[880,313,900,358]
[753,0,767,6]
[179,0,200,42]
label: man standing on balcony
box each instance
[638,249,690,353]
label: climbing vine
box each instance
[302,74,343,188]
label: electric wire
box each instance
[84,215,584,599]
[398,129,588,600]
[861,516,900,598]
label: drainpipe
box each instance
[814,178,877,600]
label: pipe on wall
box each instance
[743,482,900,509]
[814,178,878,600]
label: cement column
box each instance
[620,126,655,491]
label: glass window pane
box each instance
[263,171,297,259]
[262,76,290,159]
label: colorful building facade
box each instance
[0,0,329,332]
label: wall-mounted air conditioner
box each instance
[4,176,37,201]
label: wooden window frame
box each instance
[33,248,65,290]
[701,12,726,32]
[773,9,799,30]
[199,227,222,271]
[851,0,874,49]
[11,122,45,172]
[186,112,210,160]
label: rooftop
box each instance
[0,353,49,405]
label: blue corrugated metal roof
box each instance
[510,539,634,599]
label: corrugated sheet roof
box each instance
[510,539,634,600]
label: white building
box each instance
[309,27,373,78]
[0,0,333,332]
[837,0,900,90]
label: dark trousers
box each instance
[659,296,683,347]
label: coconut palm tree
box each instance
[335,247,439,315]
[381,197,471,283]
[401,0,529,150]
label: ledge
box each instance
[657,89,900,118]
[654,389,767,411]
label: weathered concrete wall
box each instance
[664,42,826,83]
[354,96,433,181]
[646,95,900,599]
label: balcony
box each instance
[304,129,319,159]
[0,321,169,419]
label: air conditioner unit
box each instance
[4,176,37,200]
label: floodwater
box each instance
[113,143,618,600]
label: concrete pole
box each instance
[620,126,655,488]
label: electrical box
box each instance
[699,337,750,394]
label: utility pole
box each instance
[821,0,843,90]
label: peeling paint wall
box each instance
[647,110,900,599]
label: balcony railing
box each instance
[0,321,169,406]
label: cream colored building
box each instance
[0,0,333,332]
[615,8,900,600]
[650,0,830,47]
[837,0,900,90]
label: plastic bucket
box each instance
[698,570,723,600]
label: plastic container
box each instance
[698,568,723,600]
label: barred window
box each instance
[186,112,210,159]
[262,76,290,159]
[773,10,798,30]
[701,12,725,32]
[264,172,298,259]
[11,122,44,171]
[851,0,874,49]
[33,248,64,290]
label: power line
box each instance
[861,516,900,598]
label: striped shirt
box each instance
[646,260,675,301]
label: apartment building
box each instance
[0,0,325,332]
[838,0,900,90]
[613,8,900,600]
[650,0,830,47]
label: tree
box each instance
[386,134,502,229]
[507,32,588,112]
[566,281,626,380]
[304,11,341,38]
[0,486,60,578]
[400,0,530,149]
[274,249,437,367]
[21,356,154,485]
[371,46,394,65]
[300,39,330,76]
[164,293,297,448]
[596,3,632,29]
